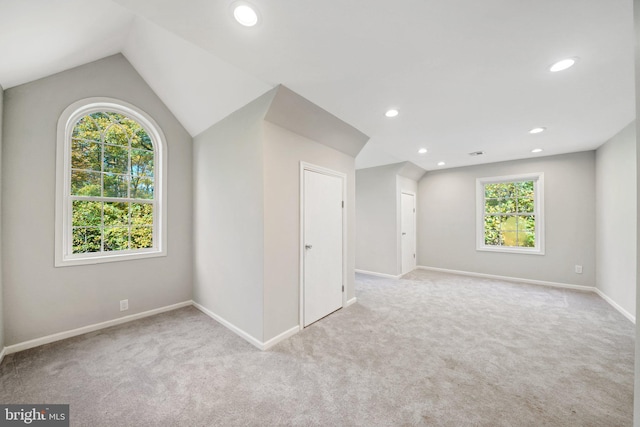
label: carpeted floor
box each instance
[0,270,634,426]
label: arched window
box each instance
[55,98,167,266]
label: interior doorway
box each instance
[300,163,345,327]
[401,192,416,275]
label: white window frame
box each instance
[476,172,545,255]
[55,97,168,267]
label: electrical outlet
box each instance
[575,265,583,274]
[120,299,129,311]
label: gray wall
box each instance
[193,87,361,344]
[356,165,421,277]
[263,121,356,341]
[2,54,193,345]
[0,84,4,350]
[355,165,399,275]
[595,122,636,317]
[417,152,596,286]
[192,91,274,342]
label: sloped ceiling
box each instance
[0,0,634,170]
[0,0,272,137]
[0,0,133,89]
[122,17,271,136]
[264,85,369,157]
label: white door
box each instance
[401,192,416,274]
[303,169,343,327]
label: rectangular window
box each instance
[476,173,544,254]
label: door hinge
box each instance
[342,201,344,208]
[413,208,415,213]
[342,285,344,292]
[414,254,416,259]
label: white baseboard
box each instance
[417,266,636,324]
[192,302,264,350]
[193,302,305,350]
[263,326,300,350]
[346,297,357,307]
[5,300,192,355]
[193,302,300,351]
[594,288,636,324]
[416,266,595,292]
[4,299,303,358]
[355,269,401,279]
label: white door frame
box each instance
[400,191,417,275]
[299,162,347,329]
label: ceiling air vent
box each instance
[468,151,485,156]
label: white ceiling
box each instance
[0,0,634,170]
[0,0,132,89]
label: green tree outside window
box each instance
[483,181,535,248]
[71,112,155,254]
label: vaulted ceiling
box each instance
[0,0,634,170]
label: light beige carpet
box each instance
[0,270,634,426]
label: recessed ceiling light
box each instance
[385,109,399,118]
[418,148,427,154]
[233,3,259,27]
[437,161,445,166]
[531,148,543,153]
[529,127,546,134]
[549,58,577,72]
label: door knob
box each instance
[305,245,313,249]
[402,232,406,236]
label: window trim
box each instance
[475,172,545,255]
[55,97,168,267]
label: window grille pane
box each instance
[485,182,516,198]
[131,226,153,249]
[515,181,535,198]
[485,183,504,198]
[131,128,153,151]
[71,139,101,171]
[103,173,129,198]
[486,198,516,214]
[72,227,101,254]
[525,215,536,231]
[484,198,499,213]
[104,144,129,174]
[131,203,153,226]
[72,201,102,227]
[104,227,130,251]
[130,177,154,200]
[103,124,129,147]
[71,170,101,196]
[518,198,534,213]
[518,232,536,247]
[131,149,154,177]
[484,215,502,245]
[72,116,101,141]
[104,202,129,226]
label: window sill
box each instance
[476,245,545,255]
[55,249,166,267]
